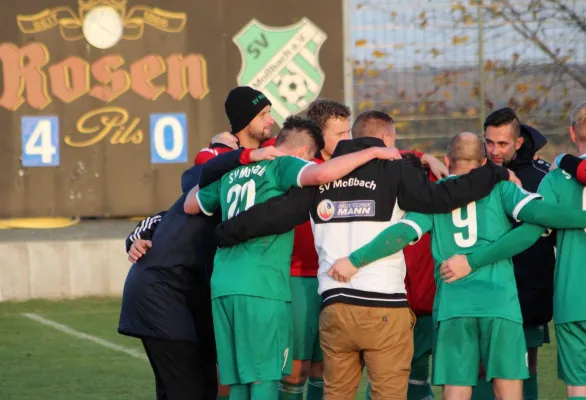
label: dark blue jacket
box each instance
[118,150,300,342]
[118,165,220,342]
[508,125,556,326]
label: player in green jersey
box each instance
[183,116,401,400]
[329,132,586,400]
[538,101,586,399]
[441,104,586,400]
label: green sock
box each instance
[568,397,586,400]
[408,354,433,400]
[471,378,494,400]
[365,381,372,400]
[229,384,249,400]
[251,380,278,399]
[523,372,538,400]
[307,377,324,400]
[278,381,305,400]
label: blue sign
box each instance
[21,116,60,167]
[150,113,187,164]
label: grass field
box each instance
[0,297,567,399]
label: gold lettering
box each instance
[49,56,90,103]
[166,54,209,100]
[130,55,166,101]
[89,55,130,103]
[66,106,143,147]
[144,11,169,29]
[32,14,58,31]
[0,42,51,110]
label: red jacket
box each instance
[290,155,324,277]
[400,150,437,315]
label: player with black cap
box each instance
[194,86,275,164]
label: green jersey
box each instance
[404,178,541,324]
[538,165,586,324]
[197,156,311,301]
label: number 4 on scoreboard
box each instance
[21,116,60,167]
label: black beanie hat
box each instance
[225,86,272,134]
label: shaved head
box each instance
[447,132,485,169]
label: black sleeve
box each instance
[215,187,315,247]
[396,157,510,213]
[199,149,245,188]
[125,212,166,252]
[559,154,586,185]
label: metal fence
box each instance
[349,0,586,158]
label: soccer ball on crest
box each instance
[275,73,309,107]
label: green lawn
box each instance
[0,297,566,399]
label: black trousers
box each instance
[141,338,217,400]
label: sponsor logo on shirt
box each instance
[317,199,375,221]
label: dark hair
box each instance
[352,110,395,138]
[276,115,325,152]
[483,107,521,138]
[305,99,351,129]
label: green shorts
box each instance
[413,314,433,361]
[555,321,586,386]
[432,317,529,386]
[524,324,551,348]
[212,295,293,385]
[290,276,322,362]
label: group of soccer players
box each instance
[122,85,586,400]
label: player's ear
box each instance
[444,155,450,170]
[570,125,577,144]
[381,132,391,147]
[515,135,524,151]
[481,157,487,166]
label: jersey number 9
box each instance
[452,202,478,247]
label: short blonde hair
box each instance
[571,101,586,140]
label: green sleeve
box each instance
[499,181,541,220]
[537,172,559,205]
[517,199,586,229]
[274,156,312,190]
[349,213,433,268]
[195,180,221,216]
[466,223,546,270]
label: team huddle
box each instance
[119,86,586,400]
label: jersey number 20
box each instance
[227,180,257,219]
[452,202,478,247]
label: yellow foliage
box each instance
[429,48,442,58]
[355,39,367,47]
[516,83,530,93]
[452,35,470,45]
[358,100,375,111]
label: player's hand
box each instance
[250,146,287,162]
[421,153,449,179]
[211,132,238,150]
[374,146,402,161]
[328,257,358,283]
[128,239,152,263]
[440,254,472,283]
[507,169,522,187]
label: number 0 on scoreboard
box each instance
[150,113,188,164]
[21,116,60,167]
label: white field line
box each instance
[22,313,148,361]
